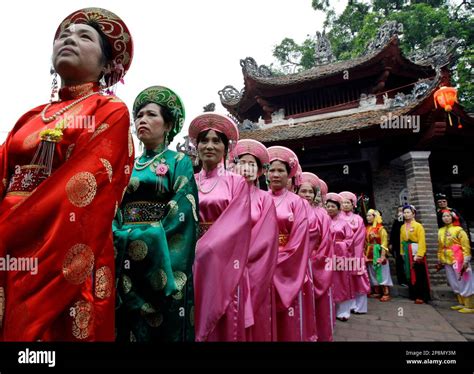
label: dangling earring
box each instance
[164,132,169,148]
[224,151,229,171]
[99,73,107,94]
[228,140,235,154]
[139,141,144,154]
[50,67,58,103]
[194,154,200,167]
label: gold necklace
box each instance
[41,91,99,123]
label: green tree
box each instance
[272,0,473,111]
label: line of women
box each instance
[0,5,374,342]
[0,5,368,342]
[185,113,354,341]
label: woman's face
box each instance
[53,24,105,84]
[403,208,414,221]
[437,199,448,209]
[366,212,374,224]
[135,103,171,148]
[197,130,226,167]
[236,154,259,182]
[314,190,322,205]
[268,161,289,192]
[341,199,354,212]
[298,182,315,203]
[326,201,339,217]
[442,212,453,225]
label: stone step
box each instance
[431,285,456,301]
[389,277,454,301]
[390,284,410,298]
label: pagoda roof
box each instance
[219,21,458,121]
[242,37,432,89]
[238,76,440,144]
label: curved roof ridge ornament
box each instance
[239,119,261,132]
[364,20,403,55]
[385,75,438,109]
[408,37,459,69]
[176,135,197,158]
[240,57,273,78]
[218,85,243,106]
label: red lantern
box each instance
[434,86,459,127]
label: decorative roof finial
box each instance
[314,30,335,65]
[364,20,403,54]
[176,135,197,158]
[203,103,215,112]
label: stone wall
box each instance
[372,160,406,234]
[400,151,446,286]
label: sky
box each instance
[0,0,347,148]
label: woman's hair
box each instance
[270,160,291,175]
[133,102,174,129]
[326,199,341,210]
[258,174,268,191]
[296,184,317,197]
[87,21,113,67]
[238,153,262,170]
[196,129,229,156]
[441,209,459,224]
